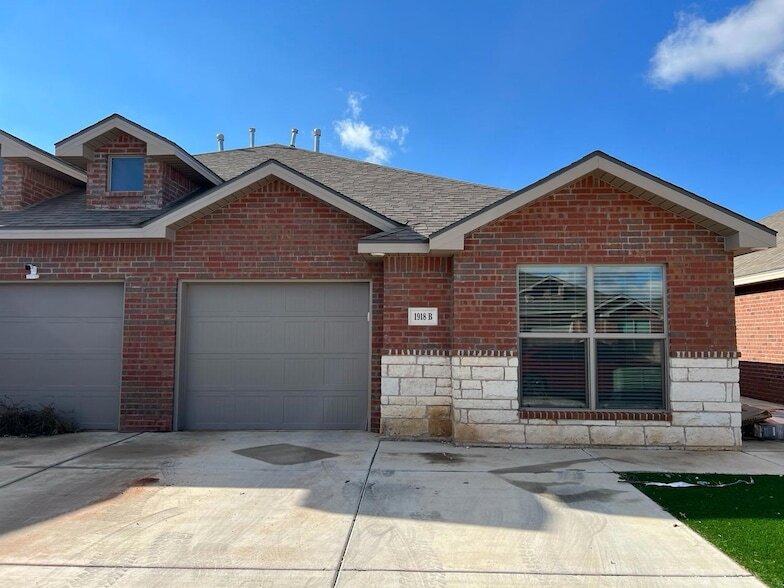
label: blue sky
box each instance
[1,0,783,220]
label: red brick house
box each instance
[735,210,784,404]
[0,115,775,448]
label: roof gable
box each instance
[55,114,222,187]
[423,151,775,255]
[0,129,86,184]
[734,209,784,285]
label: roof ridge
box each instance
[195,144,514,193]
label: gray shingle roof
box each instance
[0,189,208,229]
[735,210,784,278]
[194,145,511,236]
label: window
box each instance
[518,265,666,410]
[109,157,144,192]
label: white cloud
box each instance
[333,93,408,164]
[649,0,784,90]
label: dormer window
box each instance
[109,156,144,192]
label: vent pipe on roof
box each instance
[249,127,256,148]
[289,128,298,148]
[216,133,225,152]
[313,128,321,153]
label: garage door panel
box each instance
[284,321,325,353]
[0,284,123,430]
[0,319,122,353]
[181,283,369,430]
[325,319,370,353]
[325,357,368,389]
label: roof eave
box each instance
[0,130,87,184]
[735,267,784,287]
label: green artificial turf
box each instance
[623,472,784,587]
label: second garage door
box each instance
[179,282,370,430]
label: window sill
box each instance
[518,409,671,422]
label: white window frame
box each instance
[517,264,668,410]
[108,155,145,193]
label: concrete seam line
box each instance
[332,438,381,588]
[0,432,144,490]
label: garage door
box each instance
[0,283,123,430]
[180,282,370,430]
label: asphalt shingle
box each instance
[734,210,784,278]
[194,145,511,236]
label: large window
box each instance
[518,265,666,410]
[109,156,144,192]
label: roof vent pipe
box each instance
[313,128,321,153]
[216,133,224,152]
[249,127,256,148]
[289,128,298,148]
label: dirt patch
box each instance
[131,476,160,486]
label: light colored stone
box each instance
[452,367,471,379]
[685,426,739,448]
[400,378,436,396]
[508,357,519,367]
[504,367,518,381]
[423,365,451,378]
[472,367,505,380]
[435,387,452,396]
[671,401,704,412]
[415,355,449,365]
[481,380,518,399]
[382,355,417,365]
[525,425,590,445]
[644,426,686,446]
[387,364,422,378]
[381,418,429,437]
[672,412,732,427]
[669,357,730,368]
[416,396,452,406]
[455,423,527,444]
[460,357,510,367]
[387,396,417,405]
[461,379,481,390]
[454,399,513,410]
[460,388,482,399]
[670,381,727,402]
[728,383,740,402]
[436,378,451,387]
[467,409,519,424]
[589,426,645,446]
[702,402,741,412]
[382,405,426,419]
[381,378,399,396]
[669,367,688,382]
[688,367,739,383]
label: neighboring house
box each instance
[0,114,776,449]
[735,210,784,404]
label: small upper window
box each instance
[109,157,144,192]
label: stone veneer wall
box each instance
[380,351,741,449]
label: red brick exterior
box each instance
[383,255,452,351]
[451,175,737,354]
[86,131,200,210]
[736,280,784,403]
[0,160,80,210]
[0,178,382,432]
[0,172,741,431]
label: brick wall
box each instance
[383,255,452,351]
[736,280,784,403]
[452,175,736,354]
[0,178,383,431]
[0,160,79,210]
[86,131,199,209]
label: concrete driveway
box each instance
[0,432,779,587]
